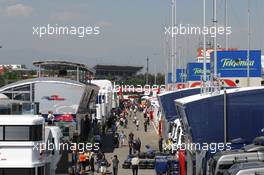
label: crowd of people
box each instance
[69,148,121,175]
[68,99,158,175]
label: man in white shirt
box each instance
[131,154,139,175]
[47,111,55,125]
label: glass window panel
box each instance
[11,103,22,115]
[0,108,10,115]
[38,167,44,175]
[0,127,3,140]
[13,93,30,101]
[31,125,43,141]
[5,126,30,141]
[22,103,34,115]
[13,85,30,92]
[3,93,12,99]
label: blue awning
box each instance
[177,88,264,144]
[158,88,200,122]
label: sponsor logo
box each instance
[42,95,65,101]
[193,68,210,75]
[55,114,74,122]
[221,58,255,68]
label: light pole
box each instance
[247,0,251,87]
[146,57,149,85]
[203,0,207,82]
[213,0,218,78]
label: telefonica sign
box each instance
[187,63,211,81]
[213,50,262,77]
[193,68,211,75]
[221,58,255,68]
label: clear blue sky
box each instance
[0,0,263,73]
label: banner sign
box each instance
[176,69,186,83]
[211,50,262,77]
[197,48,238,61]
[187,63,210,81]
[167,72,172,83]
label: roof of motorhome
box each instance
[158,90,174,96]
[175,86,264,105]
[0,115,44,125]
[158,87,200,97]
[0,77,87,91]
[33,60,95,74]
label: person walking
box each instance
[96,151,104,173]
[132,139,137,154]
[159,136,163,153]
[133,138,141,153]
[47,111,55,125]
[93,117,98,128]
[133,106,137,117]
[129,132,134,141]
[136,120,139,131]
[131,154,139,175]
[79,152,86,170]
[137,138,141,153]
[84,150,90,171]
[143,110,147,119]
[144,120,147,132]
[90,154,95,175]
[119,130,126,147]
[124,118,128,128]
[111,123,116,134]
[128,139,133,155]
[100,155,109,175]
[112,155,119,175]
[147,115,150,126]
[133,116,137,124]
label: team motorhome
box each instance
[91,80,113,124]
[0,77,99,141]
[0,115,63,175]
[0,115,46,175]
